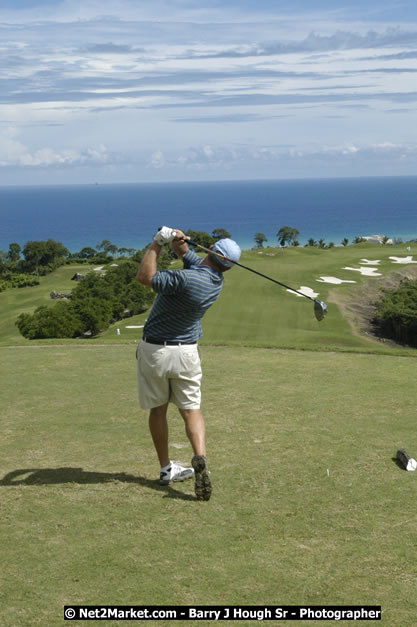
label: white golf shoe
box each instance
[159,461,194,486]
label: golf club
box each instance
[187,239,328,322]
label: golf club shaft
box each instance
[188,239,316,303]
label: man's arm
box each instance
[136,228,190,286]
[136,241,161,287]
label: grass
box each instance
[2,244,417,625]
[1,344,417,625]
[2,243,417,355]
[0,263,90,345]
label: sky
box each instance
[1,0,417,184]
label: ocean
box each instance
[1,177,416,253]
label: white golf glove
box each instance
[154,226,176,246]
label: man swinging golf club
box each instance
[136,227,241,501]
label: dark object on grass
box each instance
[396,448,417,471]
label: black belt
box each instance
[143,337,197,346]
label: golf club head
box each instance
[314,299,328,322]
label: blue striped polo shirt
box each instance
[143,250,224,342]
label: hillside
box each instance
[1,243,417,355]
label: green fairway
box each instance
[2,243,417,355]
[0,263,92,346]
[2,243,417,625]
[1,344,417,625]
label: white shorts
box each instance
[136,340,202,410]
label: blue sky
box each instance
[1,0,417,184]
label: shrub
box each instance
[16,302,83,339]
[10,274,40,288]
[15,252,156,339]
[373,279,417,347]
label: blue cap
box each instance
[212,238,241,268]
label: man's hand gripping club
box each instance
[153,226,177,246]
[137,227,189,286]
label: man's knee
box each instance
[179,407,203,419]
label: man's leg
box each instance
[149,403,194,485]
[149,403,170,467]
[179,408,212,501]
[178,408,206,457]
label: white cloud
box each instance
[150,150,166,168]
[0,127,109,167]
[1,1,417,182]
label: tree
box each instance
[0,250,7,273]
[306,238,317,248]
[212,228,231,241]
[79,247,97,259]
[353,236,366,244]
[341,238,349,247]
[277,226,300,247]
[72,297,114,336]
[15,249,158,340]
[106,244,118,256]
[132,246,171,270]
[254,233,268,249]
[318,239,326,249]
[22,239,68,273]
[22,241,48,273]
[96,239,112,252]
[118,247,132,258]
[121,282,155,314]
[8,242,21,263]
[185,230,214,248]
[59,272,119,336]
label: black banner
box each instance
[64,605,382,621]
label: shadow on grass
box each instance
[0,467,196,501]
[391,457,408,471]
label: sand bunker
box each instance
[316,276,356,285]
[360,259,381,265]
[287,286,319,298]
[125,325,144,329]
[94,266,104,271]
[389,256,417,264]
[343,266,382,277]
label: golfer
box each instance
[136,227,241,500]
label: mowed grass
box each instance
[2,242,417,354]
[1,344,417,625]
[199,243,417,353]
[0,263,92,345]
[1,244,417,625]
